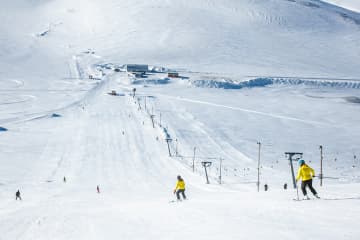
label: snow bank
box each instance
[325,0,360,12]
[191,78,273,89]
[190,77,360,89]
[132,78,170,85]
[272,78,360,88]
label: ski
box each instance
[293,197,320,201]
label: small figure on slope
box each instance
[15,190,22,200]
[296,159,320,200]
[97,185,100,194]
[173,175,186,201]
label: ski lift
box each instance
[201,161,212,184]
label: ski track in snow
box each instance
[158,94,332,127]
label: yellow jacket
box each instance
[175,180,185,190]
[296,164,315,181]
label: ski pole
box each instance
[296,182,299,201]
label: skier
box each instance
[15,190,22,200]
[97,185,100,194]
[296,159,320,200]
[173,175,186,201]
[63,176,66,183]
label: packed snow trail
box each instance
[30,74,195,193]
[1,74,360,239]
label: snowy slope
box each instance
[1,71,360,240]
[1,0,360,78]
[325,0,360,12]
[1,0,360,239]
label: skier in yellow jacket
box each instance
[173,175,186,201]
[296,159,320,200]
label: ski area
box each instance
[0,0,360,239]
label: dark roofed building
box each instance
[126,64,149,73]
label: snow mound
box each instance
[272,78,360,88]
[132,78,170,85]
[344,96,360,103]
[191,78,272,89]
[191,77,360,89]
[325,0,360,13]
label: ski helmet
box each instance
[298,159,305,166]
[177,175,182,180]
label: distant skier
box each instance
[63,176,66,183]
[296,159,320,200]
[15,190,22,200]
[97,185,100,194]
[173,175,186,201]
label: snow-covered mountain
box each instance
[1,1,360,239]
[1,0,360,77]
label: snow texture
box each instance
[0,0,360,239]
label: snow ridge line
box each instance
[190,77,360,89]
[272,78,360,88]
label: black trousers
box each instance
[176,189,186,200]
[301,179,317,196]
